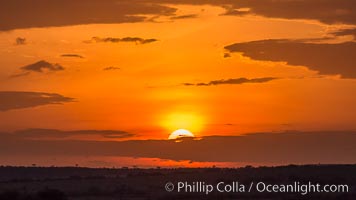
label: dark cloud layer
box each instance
[20,60,64,73]
[144,0,356,25]
[0,91,74,111]
[1,0,356,32]
[225,39,356,78]
[89,37,158,45]
[61,54,84,59]
[0,0,176,31]
[220,0,356,25]
[1,131,355,164]
[5,129,134,140]
[183,77,277,86]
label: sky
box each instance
[0,0,356,168]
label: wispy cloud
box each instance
[20,60,64,73]
[10,60,65,77]
[9,72,30,78]
[331,28,356,40]
[88,37,158,45]
[0,91,74,111]
[223,53,231,58]
[170,14,198,20]
[183,77,278,86]
[103,66,120,71]
[15,37,26,45]
[61,54,84,59]
[8,129,134,140]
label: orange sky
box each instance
[0,1,356,167]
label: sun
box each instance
[168,129,195,140]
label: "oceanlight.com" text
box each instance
[165,181,349,195]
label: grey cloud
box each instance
[0,91,74,111]
[225,39,356,78]
[183,77,277,86]
[7,129,134,140]
[61,54,84,59]
[15,37,26,45]
[20,60,64,73]
[90,37,158,45]
[0,0,176,31]
[1,131,356,164]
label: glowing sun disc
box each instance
[168,129,195,140]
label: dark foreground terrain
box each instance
[0,165,355,199]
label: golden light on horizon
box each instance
[168,129,195,140]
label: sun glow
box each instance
[168,129,195,140]
[161,112,204,134]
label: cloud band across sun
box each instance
[1,131,356,165]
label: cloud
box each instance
[223,53,231,58]
[0,0,176,31]
[9,72,30,78]
[6,129,134,140]
[20,60,64,73]
[143,0,356,25]
[15,37,26,45]
[1,0,356,31]
[220,0,356,25]
[170,14,198,20]
[183,77,277,86]
[61,54,84,59]
[331,28,356,39]
[225,39,356,78]
[103,66,120,71]
[0,91,74,111]
[1,131,355,164]
[89,37,158,45]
